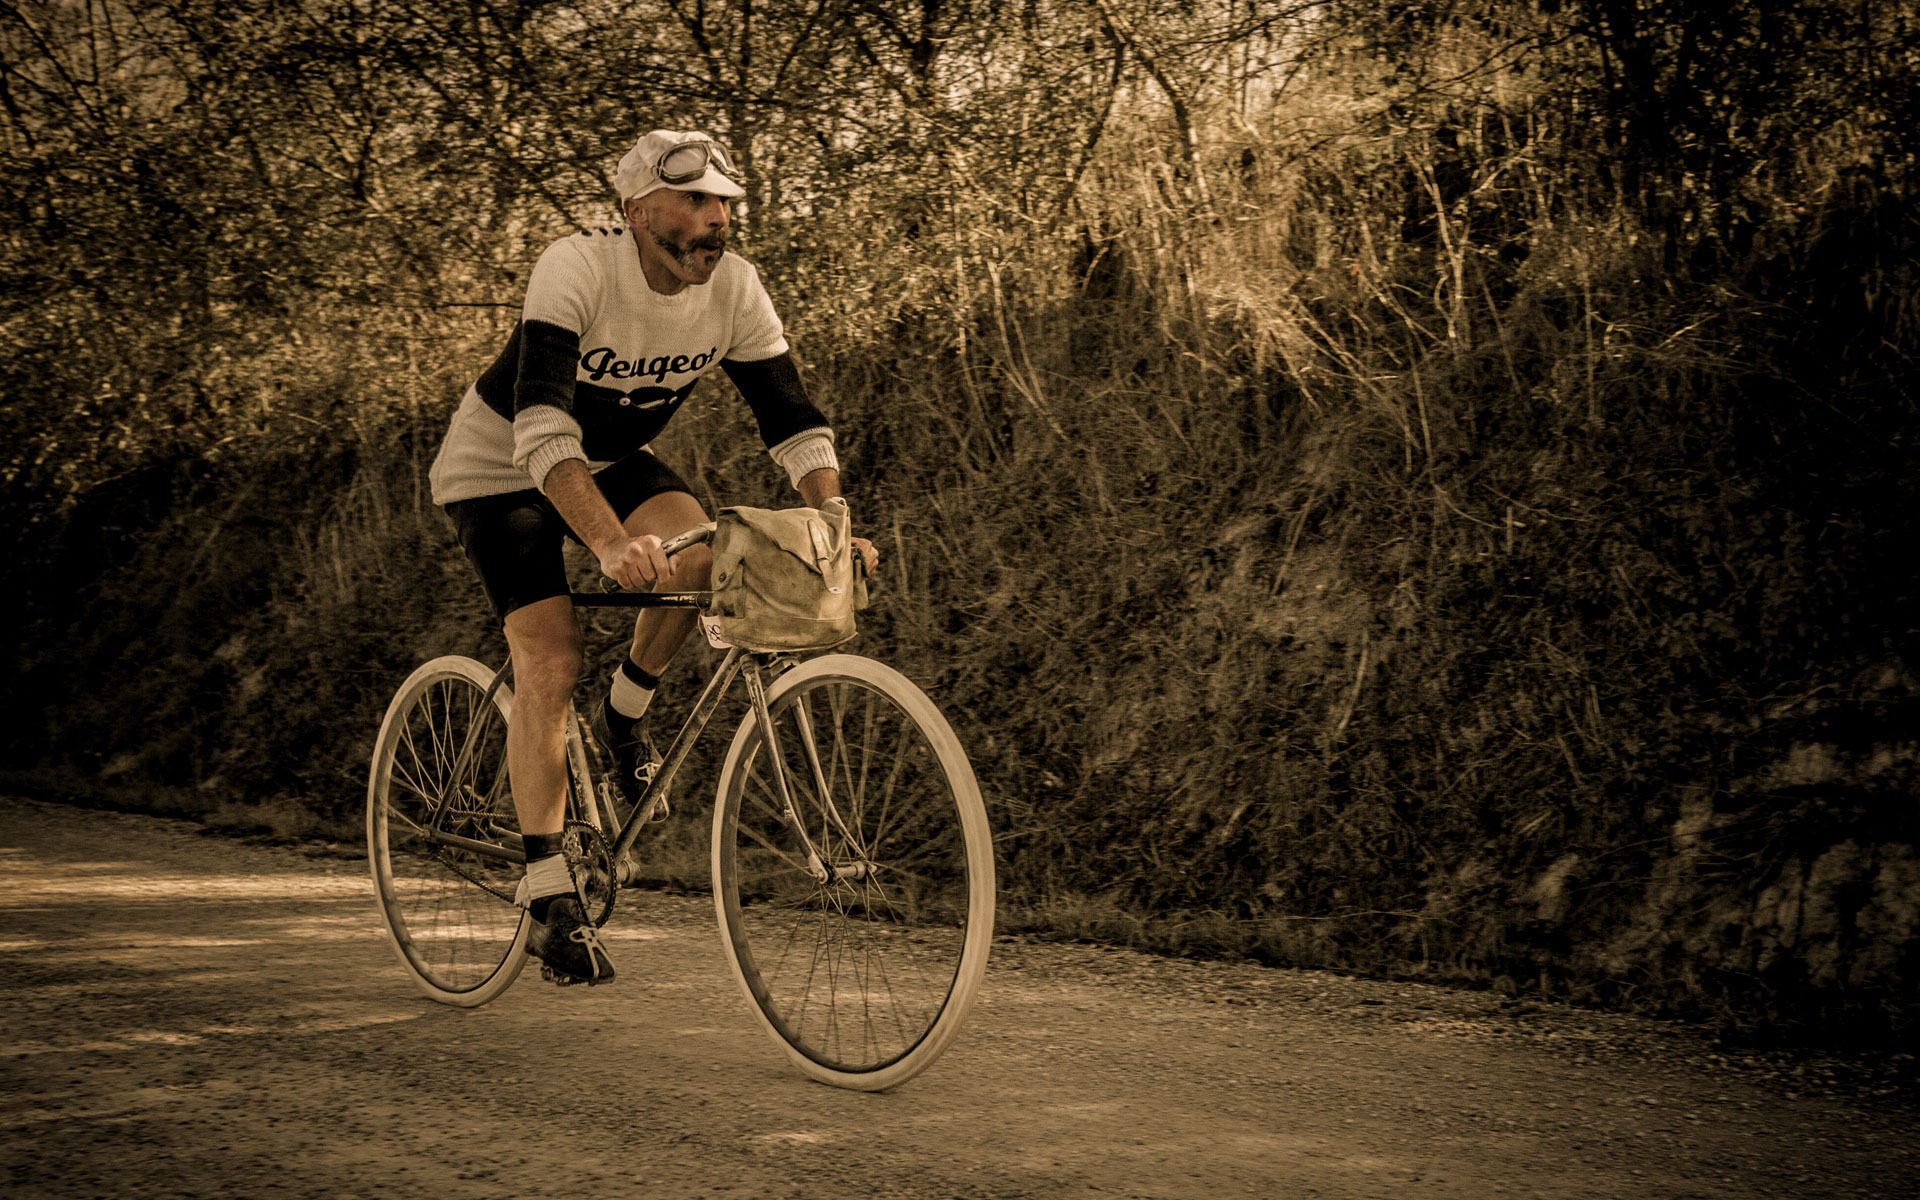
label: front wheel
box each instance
[712,654,995,1090]
[367,656,531,1007]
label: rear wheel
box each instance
[367,656,530,1006]
[712,654,995,1090]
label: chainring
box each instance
[561,819,618,928]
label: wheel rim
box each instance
[373,672,525,994]
[720,674,980,1074]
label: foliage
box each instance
[4,0,1917,1045]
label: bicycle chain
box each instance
[431,846,520,906]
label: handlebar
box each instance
[663,517,868,578]
[575,516,864,609]
[573,522,715,607]
[660,521,716,558]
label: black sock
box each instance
[604,659,659,741]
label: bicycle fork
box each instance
[741,660,872,885]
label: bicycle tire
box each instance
[367,655,531,1006]
[711,653,995,1090]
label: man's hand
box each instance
[797,473,878,578]
[597,533,674,591]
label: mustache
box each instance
[650,229,728,266]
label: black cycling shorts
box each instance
[443,449,694,619]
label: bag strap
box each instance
[807,518,835,574]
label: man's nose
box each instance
[705,198,730,229]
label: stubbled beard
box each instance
[653,230,727,272]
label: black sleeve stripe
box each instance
[517,319,581,417]
[721,353,832,449]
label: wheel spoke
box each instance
[397,719,436,805]
[735,805,814,876]
[879,823,965,879]
[425,682,454,787]
[827,687,869,853]
[776,699,861,857]
[386,759,438,814]
[850,686,878,836]
[867,716,918,856]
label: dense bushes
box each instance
[4,0,1916,1045]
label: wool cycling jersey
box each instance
[429,225,835,505]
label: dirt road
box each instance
[1,796,1913,1199]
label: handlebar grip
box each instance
[661,522,716,558]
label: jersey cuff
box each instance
[512,404,589,490]
[769,427,838,489]
[524,435,588,492]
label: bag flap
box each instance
[716,504,849,577]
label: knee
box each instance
[511,632,584,708]
[670,543,712,590]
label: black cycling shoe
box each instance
[589,698,662,802]
[525,895,616,987]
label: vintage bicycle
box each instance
[364,518,994,1090]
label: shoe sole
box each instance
[526,914,616,987]
[538,963,615,987]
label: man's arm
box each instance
[723,353,878,575]
[542,459,673,590]
[721,354,838,489]
[797,467,842,509]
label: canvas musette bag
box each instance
[705,497,868,652]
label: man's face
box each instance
[628,188,731,290]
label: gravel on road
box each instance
[2,796,1914,1199]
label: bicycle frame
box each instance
[416,586,850,887]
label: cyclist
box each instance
[427,129,879,986]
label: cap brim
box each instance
[662,168,745,199]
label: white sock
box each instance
[513,851,574,909]
[608,668,655,720]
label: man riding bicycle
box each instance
[427,129,879,986]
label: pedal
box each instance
[539,964,607,988]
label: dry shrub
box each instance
[7,2,1917,1048]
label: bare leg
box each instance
[619,491,714,676]
[502,595,583,838]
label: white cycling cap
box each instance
[614,129,747,201]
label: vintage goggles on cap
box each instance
[656,139,741,185]
[615,130,746,200]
